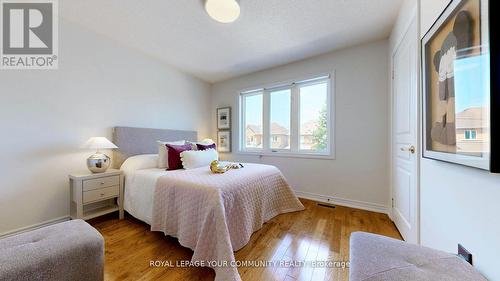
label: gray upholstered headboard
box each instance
[112,126,197,168]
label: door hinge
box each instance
[392,198,394,208]
[392,70,395,80]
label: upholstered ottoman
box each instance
[0,219,104,281]
[349,232,487,281]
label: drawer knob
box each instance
[100,182,105,185]
[100,193,105,196]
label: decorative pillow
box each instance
[157,140,185,168]
[187,140,215,150]
[165,144,192,170]
[180,149,218,170]
[196,143,216,151]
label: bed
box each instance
[113,127,305,281]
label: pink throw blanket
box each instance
[151,163,305,281]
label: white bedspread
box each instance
[122,162,305,281]
[151,163,305,281]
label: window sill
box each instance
[236,151,335,160]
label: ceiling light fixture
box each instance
[205,0,240,23]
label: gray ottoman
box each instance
[0,219,104,281]
[349,232,487,281]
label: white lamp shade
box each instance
[205,0,240,23]
[83,137,118,150]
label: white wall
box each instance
[210,40,390,212]
[0,19,211,235]
[390,0,418,52]
[418,1,500,280]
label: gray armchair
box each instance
[0,219,104,281]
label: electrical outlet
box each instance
[458,244,473,265]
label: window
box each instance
[240,75,332,157]
[299,82,328,152]
[242,92,263,149]
[270,88,291,150]
[464,129,477,140]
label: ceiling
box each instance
[61,0,404,83]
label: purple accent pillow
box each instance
[196,143,216,151]
[165,144,192,170]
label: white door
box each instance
[391,17,418,244]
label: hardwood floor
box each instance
[89,199,402,281]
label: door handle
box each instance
[400,146,416,154]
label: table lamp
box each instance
[83,137,118,173]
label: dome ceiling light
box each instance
[205,0,240,23]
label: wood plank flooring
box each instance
[89,199,402,281]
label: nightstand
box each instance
[69,169,124,220]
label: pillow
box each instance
[157,140,185,168]
[196,143,216,151]
[180,149,218,169]
[187,140,215,150]
[165,144,193,170]
[120,154,159,176]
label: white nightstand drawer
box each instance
[83,176,120,191]
[70,169,124,220]
[83,185,119,203]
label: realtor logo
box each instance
[1,0,58,69]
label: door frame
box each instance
[389,8,420,244]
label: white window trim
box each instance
[238,72,336,160]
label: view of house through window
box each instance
[270,89,291,149]
[241,76,331,156]
[243,93,263,149]
[299,82,328,152]
[464,129,477,140]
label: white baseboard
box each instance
[294,190,389,215]
[0,192,388,238]
[0,216,70,238]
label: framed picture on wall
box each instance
[217,107,231,130]
[422,0,497,171]
[217,131,231,153]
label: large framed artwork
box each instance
[422,0,497,171]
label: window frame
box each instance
[238,73,335,159]
[240,90,264,151]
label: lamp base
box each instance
[87,152,111,173]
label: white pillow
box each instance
[180,149,218,169]
[157,140,185,168]
[120,154,159,176]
